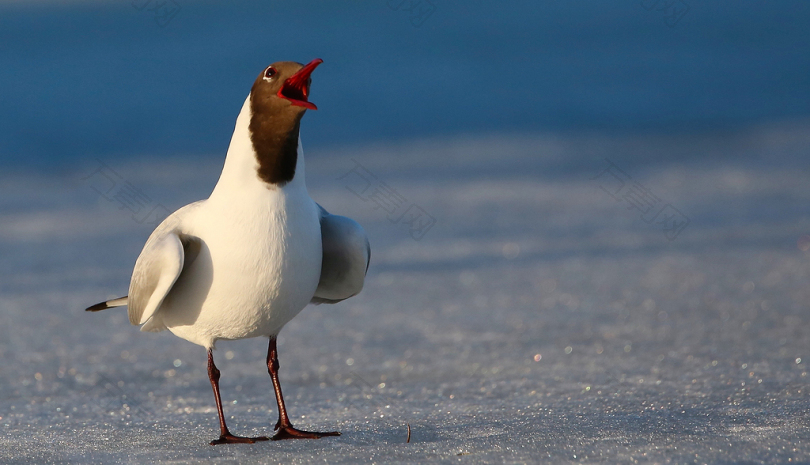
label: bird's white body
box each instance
[129,96,329,349]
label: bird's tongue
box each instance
[278,58,323,110]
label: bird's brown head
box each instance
[251,58,322,115]
[249,58,323,186]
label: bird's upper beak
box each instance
[278,58,323,110]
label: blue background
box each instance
[1,0,809,170]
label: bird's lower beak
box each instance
[278,58,323,110]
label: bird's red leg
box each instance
[266,337,340,440]
[207,350,269,445]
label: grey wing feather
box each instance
[86,201,202,328]
[127,201,204,330]
[312,204,370,304]
[127,231,185,327]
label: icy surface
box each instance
[2,126,810,463]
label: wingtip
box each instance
[86,296,128,312]
[85,302,109,312]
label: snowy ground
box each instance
[2,125,810,463]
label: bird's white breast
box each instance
[159,183,322,348]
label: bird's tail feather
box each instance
[86,296,128,312]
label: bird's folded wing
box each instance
[312,204,371,304]
[128,232,185,326]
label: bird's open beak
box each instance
[278,58,323,110]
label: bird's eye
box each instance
[265,67,277,79]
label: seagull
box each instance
[86,58,370,445]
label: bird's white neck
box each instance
[210,95,308,200]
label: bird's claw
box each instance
[272,426,341,440]
[210,434,270,445]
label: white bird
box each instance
[87,58,370,445]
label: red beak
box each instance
[277,58,323,110]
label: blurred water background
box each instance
[1,0,809,171]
